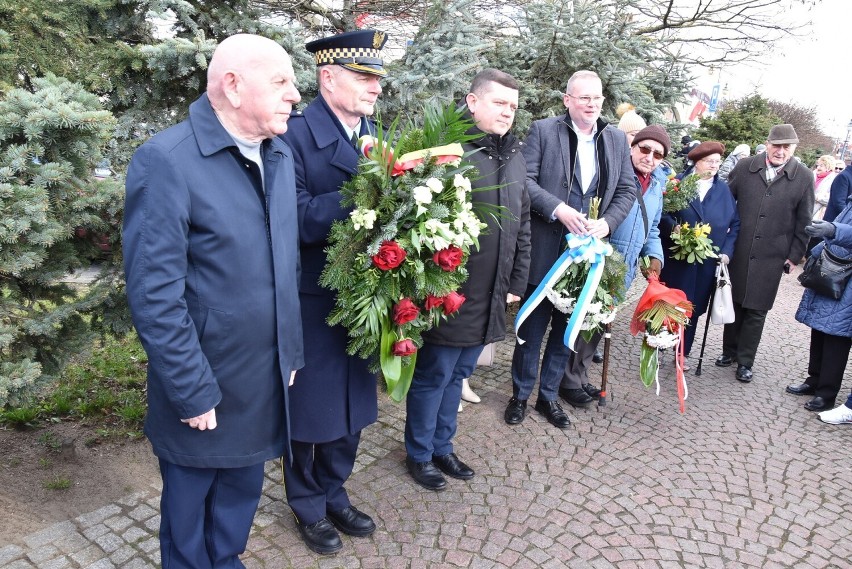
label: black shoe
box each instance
[432,453,474,480]
[504,397,527,425]
[715,354,734,367]
[296,517,342,555]
[327,505,376,537]
[735,364,753,382]
[581,383,602,400]
[786,383,816,396]
[405,456,447,491]
[533,399,571,429]
[804,396,836,411]
[559,387,592,408]
[592,348,604,364]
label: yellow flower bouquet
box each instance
[669,222,718,264]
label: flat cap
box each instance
[767,124,799,144]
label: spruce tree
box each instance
[0,74,124,406]
[694,94,780,153]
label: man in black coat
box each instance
[279,30,387,555]
[404,69,531,491]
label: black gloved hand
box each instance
[805,220,836,239]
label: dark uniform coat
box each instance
[123,94,304,468]
[659,175,740,318]
[423,127,531,347]
[280,95,377,443]
[727,154,814,311]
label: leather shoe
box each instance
[786,382,816,396]
[327,505,375,537]
[715,354,734,367]
[804,396,835,411]
[592,348,604,363]
[582,383,602,400]
[405,456,446,491]
[533,399,571,429]
[504,397,527,425]
[735,364,753,382]
[559,387,592,408]
[432,453,474,480]
[296,517,342,555]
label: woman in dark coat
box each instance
[786,204,852,414]
[659,141,740,360]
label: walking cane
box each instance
[693,273,718,376]
[599,323,612,407]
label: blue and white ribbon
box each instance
[515,234,612,351]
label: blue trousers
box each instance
[284,433,360,525]
[511,283,571,402]
[158,459,265,569]
[404,342,483,462]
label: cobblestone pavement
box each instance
[3,268,851,568]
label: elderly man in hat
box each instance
[560,125,669,407]
[280,29,387,555]
[715,124,814,382]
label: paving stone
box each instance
[23,521,77,549]
[0,545,23,566]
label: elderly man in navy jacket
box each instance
[280,30,387,555]
[123,35,304,568]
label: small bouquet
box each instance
[630,274,694,413]
[669,222,718,263]
[320,105,487,402]
[663,174,699,213]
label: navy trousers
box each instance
[158,459,265,569]
[511,283,571,402]
[404,342,484,462]
[284,433,360,525]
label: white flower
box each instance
[425,177,444,194]
[413,185,433,205]
[349,208,377,230]
[453,174,471,193]
[644,330,679,349]
[455,186,466,202]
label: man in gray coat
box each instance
[507,70,636,429]
[716,124,814,382]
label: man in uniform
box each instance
[280,29,387,555]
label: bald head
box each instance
[206,34,300,142]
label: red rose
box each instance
[432,245,464,271]
[442,291,466,315]
[424,294,444,310]
[392,298,420,325]
[392,338,417,357]
[372,240,406,271]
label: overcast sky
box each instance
[718,0,851,141]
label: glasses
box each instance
[700,159,722,166]
[566,94,605,106]
[836,167,845,172]
[635,144,664,160]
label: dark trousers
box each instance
[404,342,483,462]
[804,329,852,401]
[722,302,769,367]
[284,433,360,526]
[158,459,265,569]
[512,283,571,402]
[561,330,602,389]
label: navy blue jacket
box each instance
[824,165,852,222]
[796,203,852,337]
[280,96,378,443]
[659,175,740,316]
[123,94,304,468]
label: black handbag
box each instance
[798,246,852,300]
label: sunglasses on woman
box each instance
[636,144,664,160]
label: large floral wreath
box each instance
[320,105,487,401]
